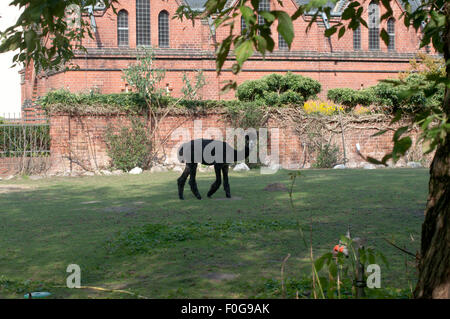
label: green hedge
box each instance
[39,89,272,114]
[327,88,376,109]
[236,72,321,106]
[327,74,444,113]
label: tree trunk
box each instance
[414,4,450,299]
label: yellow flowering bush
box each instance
[303,100,344,115]
[354,106,371,115]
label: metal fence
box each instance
[0,113,50,175]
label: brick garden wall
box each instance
[48,111,430,174]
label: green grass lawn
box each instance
[0,168,428,298]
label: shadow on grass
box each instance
[0,169,428,298]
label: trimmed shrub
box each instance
[328,72,444,114]
[281,72,321,100]
[327,88,375,110]
[370,82,401,110]
[327,88,359,108]
[279,90,304,105]
[356,89,376,107]
[237,72,321,106]
[236,79,269,102]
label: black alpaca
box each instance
[177,136,254,200]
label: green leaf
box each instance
[372,129,388,137]
[255,35,268,52]
[215,35,232,73]
[234,39,254,66]
[380,28,389,47]
[324,25,337,37]
[367,157,383,165]
[328,261,337,278]
[240,5,256,25]
[393,136,412,159]
[393,126,409,141]
[338,26,346,39]
[315,256,326,271]
[220,80,237,93]
[390,109,403,124]
[273,11,294,47]
[341,7,355,20]
[259,11,275,23]
[291,7,304,21]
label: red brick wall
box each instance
[48,111,429,174]
[21,0,432,114]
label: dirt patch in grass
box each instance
[203,273,239,281]
[263,183,287,192]
[0,185,34,194]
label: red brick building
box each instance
[21,0,427,117]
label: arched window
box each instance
[158,11,169,48]
[387,18,395,51]
[279,32,288,50]
[353,25,361,50]
[368,1,380,50]
[241,16,247,34]
[258,0,270,30]
[136,0,150,46]
[117,10,129,46]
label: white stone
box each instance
[29,175,43,180]
[100,169,113,175]
[333,164,346,169]
[233,163,250,171]
[363,163,376,170]
[163,158,176,166]
[111,169,124,175]
[83,171,95,176]
[407,161,422,168]
[129,167,143,174]
[5,175,15,180]
[150,166,167,173]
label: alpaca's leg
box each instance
[188,163,202,200]
[177,165,190,200]
[207,164,222,198]
[222,165,231,198]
